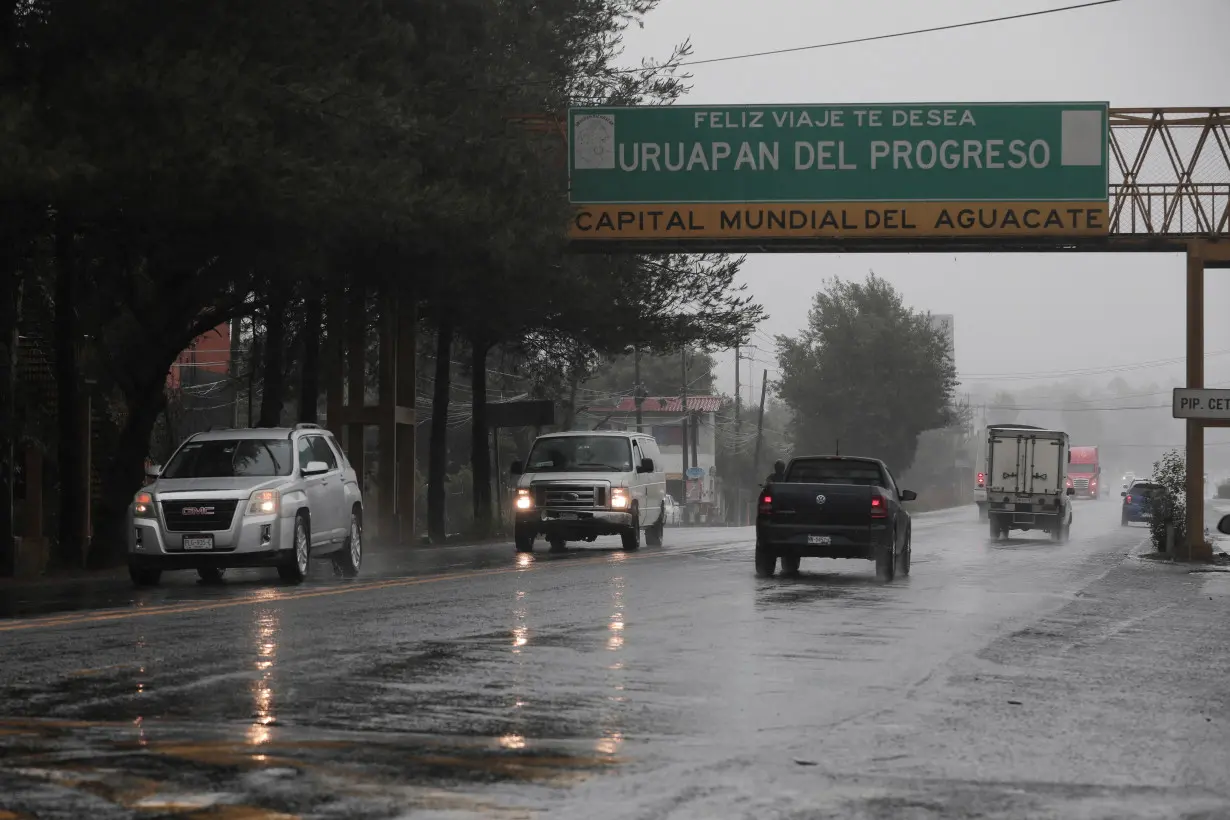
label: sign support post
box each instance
[1185,243,1207,562]
[1172,241,1230,561]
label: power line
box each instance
[960,349,1230,381]
[656,0,1124,72]
[493,0,1124,95]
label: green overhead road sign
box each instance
[568,102,1109,241]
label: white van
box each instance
[509,431,667,553]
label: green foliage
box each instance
[1148,449,1186,550]
[775,273,957,474]
[1218,479,1230,500]
[0,0,769,564]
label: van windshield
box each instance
[525,436,633,472]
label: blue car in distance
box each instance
[1121,481,1158,526]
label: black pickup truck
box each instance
[755,455,916,581]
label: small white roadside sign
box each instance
[1172,388,1230,419]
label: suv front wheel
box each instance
[332,507,362,578]
[278,513,311,583]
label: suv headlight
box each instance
[611,488,630,509]
[133,492,156,518]
[247,489,280,516]
[515,488,533,510]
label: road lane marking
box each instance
[0,549,681,633]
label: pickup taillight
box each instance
[758,493,772,514]
[871,491,888,519]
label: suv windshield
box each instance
[526,436,633,472]
[786,459,885,486]
[163,439,294,479]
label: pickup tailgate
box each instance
[764,482,873,549]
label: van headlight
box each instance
[515,488,533,510]
[611,488,630,509]
[247,489,279,516]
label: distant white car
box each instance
[663,494,683,526]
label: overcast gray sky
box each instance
[621,0,1230,422]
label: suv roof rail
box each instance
[294,423,322,430]
[207,425,232,432]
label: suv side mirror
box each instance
[145,463,162,478]
[1219,515,1230,535]
[302,460,329,477]
[510,460,523,476]
[773,460,786,481]
[637,457,654,474]
[1066,487,1076,496]
[1120,491,1127,497]
[900,489,917,502]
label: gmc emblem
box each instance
[182,506,214,516]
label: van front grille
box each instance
[535,485,607,509]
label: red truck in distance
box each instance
[1066,446,1101,499]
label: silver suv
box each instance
[128,424,364,586]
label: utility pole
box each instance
[681,348,690,525]
[633,345,644,433]
[733,344,742,525]
[734,344,741,433]
[751,369,768,487]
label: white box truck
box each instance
[985,425,1074,541]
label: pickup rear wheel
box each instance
[876,538,896,582]
[754,540,777,577]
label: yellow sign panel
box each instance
[570,201,1109,240]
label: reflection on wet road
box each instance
[2,503,1229,818]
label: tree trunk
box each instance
[228,316,242,427]
[470,340,492,535]
[427,319,452,541]
[561,368,580,431]
[87,385,166,569]
[0,223,20,576]
[257,296,287,427]
[299,294,322,424]
[53,218,83,568]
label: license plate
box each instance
[1141,512,1152,518]
[558,512,578,521]
[182,535,214,551]
[807,535,831,546]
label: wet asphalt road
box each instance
[2,501,1229,819]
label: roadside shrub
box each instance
[1218,480,1230,499]
[1148,449,1186,551]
